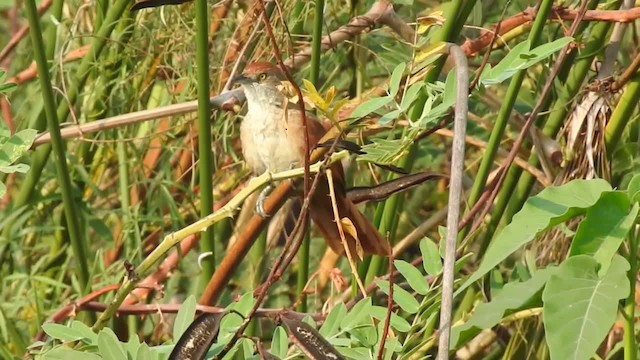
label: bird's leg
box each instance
[255,183,275,218]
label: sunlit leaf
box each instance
[350,96,393,119]
[543,255,629,360]
[456,179,612,296]
[173,295,197,340]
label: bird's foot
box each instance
[255,184,275,218]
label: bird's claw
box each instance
[255,184,275,218]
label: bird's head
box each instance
[232,62,287,88]
[232,62,290,107]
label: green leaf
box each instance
[388,63,406,97]
[136,343,156,360]
[125,333,141,358]
[521,37,574,68]
[456,179,612,296]
[358,135,415,166]
[350,96,393,119]
[378,108,402,125]
[400,83,424,111]
[0,82,16,95]
[450,266,556,346]
[626,173,640,203]
[543,255,629,360]
[43,347,101,360]
[41,323,89,342]
[70,320,98,344]
[569,192,638,274]
[376,279,420,314]
[336,346,371,359]
[0,129,37,164]
[370,306,411,332]
[394,260,429,295]
[349,325,377,347]
[0,163,30,173]
[420,237,442,276]
[98,328,127,360]
[319,303,346,337]
[271,326,288,358]
[482,40,530,85]
[340,297,372,331]
[173,295,197,340]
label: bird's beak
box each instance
[230,74,252,87]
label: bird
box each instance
[231,61,390,257]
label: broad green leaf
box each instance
[543,255,629,360]
[319,303,346,337]
[370,306,411,332]
[98,328,127,360]
[456,179,612,297]
[388,63,406,97]
[173,295,196,340]
[420,237,442,275]
[394,260,429,295]
[450,266,556,347]
[271,326,288,358]
[569,192,638,274]
[41,323,89,342]
[340,297,371,331]
[43,347,101,360]
[0,181,6,198]
[350,96,393,119]
[376,279,420,314]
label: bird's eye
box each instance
[258,73,267,81]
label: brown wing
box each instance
[285,110,390,256]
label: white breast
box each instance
[240,102,300,174]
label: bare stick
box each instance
[436,43,468,360]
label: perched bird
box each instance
[232,62,390,257]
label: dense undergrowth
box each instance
[1,0,640,359]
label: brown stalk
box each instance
[461,5,640,56]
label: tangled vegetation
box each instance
[1,0,640,359]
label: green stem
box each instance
[11,0,131,215]
[309,0,325,85]
[464,0,554,224]
[605,74,640,151]
[295,0,324,308]
[25,0,89,287]
[366,0,473,282]
[501,17,616,226]
[194,0,216,289]
[624,226,638,360]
